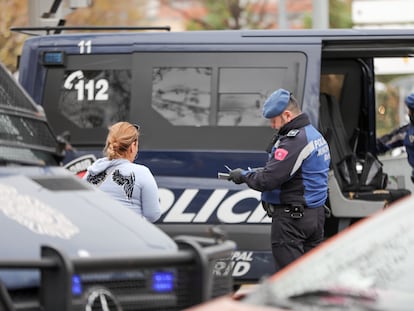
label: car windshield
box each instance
[0,60,61,166]
[0,111,58,166]
[0,112,60,166]
[248,285,414,310]
[242,195,414,310]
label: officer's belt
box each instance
[266,204,304,219]
[269,204,307,209]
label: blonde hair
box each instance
[104,122,139,160]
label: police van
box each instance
[14,27,414,285]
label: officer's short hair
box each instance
[286,94,301,114]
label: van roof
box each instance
[20,28,414,57]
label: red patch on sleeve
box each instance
[274,148,288,160]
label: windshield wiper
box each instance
[279,288,378,311]
[244,284,379,311]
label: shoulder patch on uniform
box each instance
[274,148,288,160]
[287,129,299,137]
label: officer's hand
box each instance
[228,168,245,184]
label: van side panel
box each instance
[17,31,324,284]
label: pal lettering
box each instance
[231,251,253,277]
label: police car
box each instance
[14,26,414,285]
[0,61,235,310]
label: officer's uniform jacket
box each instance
[242,113,331,208]
[376,123,414,177]
[404,125,414,170]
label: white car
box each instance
[187,193,414,311]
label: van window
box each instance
[152,67,211,126]
[42,51,306,149]
[152,67,284,127]
[60,69,131,128]
[218,67,283,127]
[320,74,345,103]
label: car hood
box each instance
[0,166,177,288]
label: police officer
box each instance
[227,88,331,271]
[377,92,414,183]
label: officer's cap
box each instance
[405,93,414,110]
[262,88,291,119]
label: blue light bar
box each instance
[152,271,174,292]
[41,51,65,66]
[72,274,82,296]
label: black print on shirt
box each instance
[112,169,135,199]
[86,171,107,185]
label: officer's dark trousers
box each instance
[270,205,325,272]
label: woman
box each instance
[83,122,161,222]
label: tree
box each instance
[328,0,353,28]
[162,0,277,30]
[303,0,353,29]
[0,0,148,73]
[65,0,146,27]
[166,0,353,31]
[0,0,28,73]
[0,0,354,74]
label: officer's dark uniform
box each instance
[228,89,331,272]
[376,93,414,182]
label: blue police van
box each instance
[14,27,414,285]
